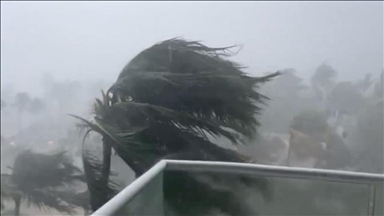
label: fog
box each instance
[1,2,383,95]
[0,2,383,216]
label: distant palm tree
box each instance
[73,38,278,215]
[1,150,86,216]
[311,63,338,109]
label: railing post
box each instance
[367,185,377,216]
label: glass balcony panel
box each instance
[257,177,370,216]
[115,172,164,216]
[162,171,371,216]
[374,184,384,216]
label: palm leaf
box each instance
[23,189,75,214]
[82,150,121,211]
[7,150,86,214]
[12,150,85,190]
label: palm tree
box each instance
[72,38,279,215]
[1,150,86,216]
[311,63,338,109]
[34,149,121,216]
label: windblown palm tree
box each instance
[311,63,338,109]
[72,38,279,215]
[57,150,121,216]
[1,150,86,216]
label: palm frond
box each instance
[11,150,85,190]
[54,189,90,210]
[7,151,86,214]
[119,38,245,78]
[68,114,105,136]
[23,189,75,214]
[82,150,121,211]
[103,101,239,143]
[110,71,280,139]
[111,38,280,141]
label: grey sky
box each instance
[1,1,383,95]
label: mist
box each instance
[1,2,383,216]
[1,2,383,95]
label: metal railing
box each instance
[92,160,384,216]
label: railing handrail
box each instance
[91,160,384,216]
[164,160,384,184]
[92,161,166,216]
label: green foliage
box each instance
[81,149,121,211]
[5,150,87,214]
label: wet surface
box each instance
[1,199,84,216]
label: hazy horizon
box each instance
[1,1,383,96]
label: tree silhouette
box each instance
[72,38,278,215]
[311,63,338,109]
[1,150,86,216]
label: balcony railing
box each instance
[92,160,384,216]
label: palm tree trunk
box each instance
[13,196,21,216]
[89,138,112,212]
[100,139,112,194]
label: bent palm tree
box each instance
[1,150,86,216]
[73,38,279,215]
[311,63,337,109]
[48,149,121,216]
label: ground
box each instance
[1,199,83,216]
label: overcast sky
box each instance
[1,1,383,95]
